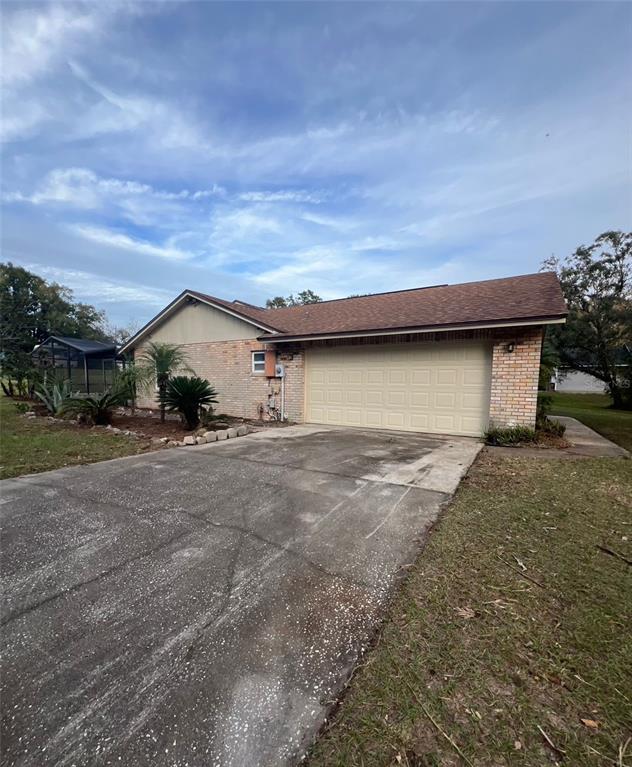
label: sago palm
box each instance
[138,342,194,422]
[160,376,218,430]
[60,387,127,426]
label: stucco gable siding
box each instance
[140,301,259,346]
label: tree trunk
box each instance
[610,384,624,409]
[159,382,166,423]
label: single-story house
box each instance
[120,272,567,437]
[551,369,606,394]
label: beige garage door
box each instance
[305,341,492,437]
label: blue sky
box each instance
[2,1,630,328]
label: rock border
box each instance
[20,412,251,450]
[181,424,249,446]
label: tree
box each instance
[265,289,323,308]
[543,230,632,408]
[538,339,559,391]
[137,341,195,422]
[104,321,140,347]
[0,262,108,390]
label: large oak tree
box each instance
[0,262,108,385]
[544,231,631,408]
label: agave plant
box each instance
[138,342,195,422]
[160,376,218,430]
[60,387,127,426]
[34,377,75,415]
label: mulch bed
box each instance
[108,409,289,440]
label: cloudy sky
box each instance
[1,1,630,327]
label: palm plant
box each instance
[138,342,194,422]
[34,377,75,415]
[116,362,152,414]
[60,387,127,426]
[160,376,218,430]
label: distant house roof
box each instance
[33,336,117,355]
[121,272,567,352]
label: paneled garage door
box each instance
[305,341,492,437]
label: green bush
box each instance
[537,392,553,420]
[14,401,31,414]
[160,376,218,430]
[538,417,566,437]
[60,387,127,426]
[485,425,538,446]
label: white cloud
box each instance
[1,4,99,86]
[70,225,194,261]
[26,264,172,306]
[5,168,226,221]
[238,190,326,204]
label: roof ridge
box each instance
[262,283,450,310]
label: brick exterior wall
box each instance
[136,339,273,420]
[135,325,544,429]
[488,327,544,428]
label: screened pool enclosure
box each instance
[32,336,120,394]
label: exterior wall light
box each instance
[507,342,515,353]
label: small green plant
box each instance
[536,391,553,419]
[536,392,566,436]
[199,406,217,427]
[160,376,218,430]
[485,425,538,446]
[60,387,127,426]
[14,401,31,414]
[538,417,566,437]
[34,377,75,415]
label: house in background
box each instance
[551,369,606,393]
[551,345,630,394]
[120,272,567,437]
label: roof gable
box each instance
[120,291,279,353]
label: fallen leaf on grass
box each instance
[580,718,599,729]
[514,740,522,750]
[455,606,476,619]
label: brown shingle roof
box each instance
[191,272,566,339]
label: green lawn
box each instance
[309,452,632,767]
[0,397,157,480]
[550,392,632,452]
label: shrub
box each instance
[538,417,566,437]
[160,376,218,430]
[485,425,538,446]
[34,378,75,415]
[537,392,553,420]
[60,387,127,426]
[14,401,31,414]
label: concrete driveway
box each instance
[1,425,481,766]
